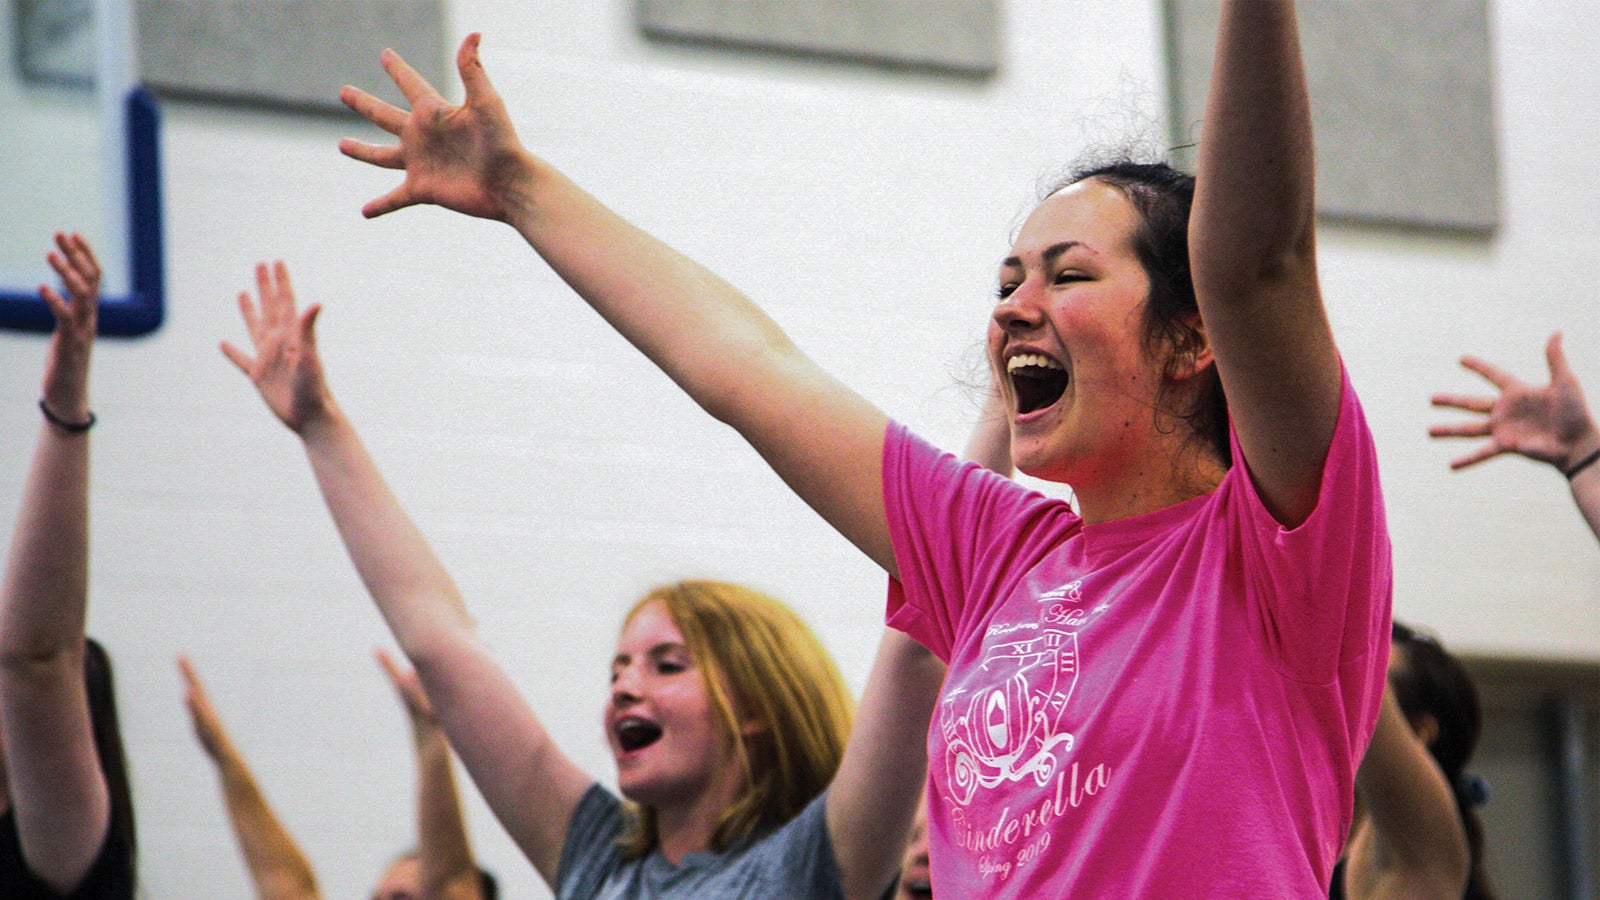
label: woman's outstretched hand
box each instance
[1429,332,1600,472]
[377,647,439,731]
[338,33,530,221]
[39,232,101,417]
[220,261,334,436]
[177,655,233,763]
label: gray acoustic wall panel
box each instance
[135,0,447,111]
[1167,0,1499,233]
[637,0,1000,76]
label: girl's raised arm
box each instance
[222,263,590,885]
[825,630,944,900]
[179,656,322,900]
[1344,685,1470,900]
[0,233,114,893]
[339,35,897,575]
[825,405,1012,898]
[377,649,487,900]
[1189,1,1342,527]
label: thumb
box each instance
[220,341,255,376]
[298,304,323,351]
[457,33,496,104]
[1546,331,1574,382]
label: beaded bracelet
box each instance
[1563,446,1600,480]
[38,398,96,433]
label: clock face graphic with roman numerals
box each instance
[943,624,1079,806]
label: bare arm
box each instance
[962,380,1014,478]
[1189,1,1341,527]
[221,263,591,886]
[1430,332,1600,543]
[826,405,1014,898]
[377,650,485,900]
[825,630,944,900]
[1344,685,1469,900]
[337,35,897,576]
[179,657,322,900]
[0,234,113,893]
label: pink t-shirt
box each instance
[884,371,1391,898]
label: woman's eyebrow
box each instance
[611,642,685,668]
[1001,240,1088,270]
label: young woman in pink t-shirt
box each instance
[336,2,1390,894]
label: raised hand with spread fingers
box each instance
[220,261,334,437]
[338,34,531,222]
[222,262,590,886]
[1431,332,1600,541]
[1430,332,1600,472]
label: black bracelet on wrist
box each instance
[38,398,95,432]
[1564,446,1600,480]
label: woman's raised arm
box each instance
[825,404,1014,898]
[338,35,897,575]
[377,649,487,900]
[1189,1,1342,527]
[0,233,114,893]
[179,656,322,900]
[222,262,590,884]
[1343,685,1470,900]
[824,630,944,900]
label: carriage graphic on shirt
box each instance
[942,624,1080,806]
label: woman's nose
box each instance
[611,666,643,702]
[993,282,1044,333]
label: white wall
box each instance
[1,1,1596,896]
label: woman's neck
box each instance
[653,761,749,865]
[1072,439,1228,525]
[654,802,722,865]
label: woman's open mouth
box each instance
[1007,352,1068,414]
[616,718,664,753]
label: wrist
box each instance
[294,400,347,443]
[497,149,551,230]
[38,397,95,433]
[41,372,90,422]
[1565,447,1600,481]
[1562,424,1600,479]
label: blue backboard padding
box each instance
[0,88,165,337]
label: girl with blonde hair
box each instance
[222,262,942,898]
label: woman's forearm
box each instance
[0,424,90,665]
[298,410,475,663]
[412,723,482,900]
[213,750,322,900]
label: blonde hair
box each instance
[616,580,853,858]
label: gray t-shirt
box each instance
[556,783,843,899]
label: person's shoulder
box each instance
[556,783,624,893]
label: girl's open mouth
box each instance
[616,718,663,753]
[1007,353,1068,414]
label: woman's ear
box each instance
[1410,712,1442,750]
[1164,312,1215,382]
